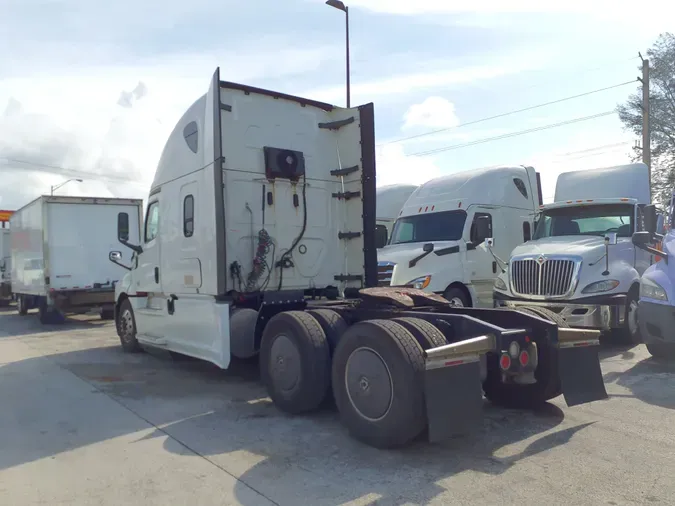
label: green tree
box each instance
[617,32,675,208]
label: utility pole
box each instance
[638,53,651,198]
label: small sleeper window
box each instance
[513,178,528,199]
[523,221,531,241]
[183,195,194,237]
[183,121,199,153]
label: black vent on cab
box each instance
[263,147,306,181]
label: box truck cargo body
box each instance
[10,195,142,323]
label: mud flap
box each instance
[556,329,608,406]
[423,335,496,442]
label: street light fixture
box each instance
[51,178,83,195]
[325,0,350,108]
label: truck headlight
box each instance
[407,275,431,290]
[581,279,620,294]
[494,276,507,291]
[640,277,668,301]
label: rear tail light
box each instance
[519,350,530,367]
[499,353,511,371]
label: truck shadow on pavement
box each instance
[603,355,675,410]
[0,340,594,506]
[0,309,106,337]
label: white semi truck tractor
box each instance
[109,69,608,449]
[494,163,654,344]
[375,184,418,249]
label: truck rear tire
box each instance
[38,299,64,325]
[391,317,447,350]
[306,309,348,353]
[483,306,563,409]
[117,299,143,353]
[332,319,426,449]
[100,308,115,320]
[260,311,331,414]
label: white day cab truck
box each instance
[109,68,608,449]
[0,219,11,306]
[377,165,543,308]
[375,184,418,249]
[10,195,142,324]
[633,197,675,359]
[493,163,655,344]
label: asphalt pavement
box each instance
[1,305,675,505]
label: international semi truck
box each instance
[11,195,142,324]
[109,69,608,449]
[494,163,655,344]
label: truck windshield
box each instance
[389,210,467,245]
[533,203,634,239]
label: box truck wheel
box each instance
[117,298,142,353]
[331,319,426,449]
[16,295,28,316]
[391,317,447,350]
[260,311,331,414]
[38,298,64,325]
[483,306,562,408]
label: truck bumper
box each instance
[493,292,625,330]
[638,300,675,345]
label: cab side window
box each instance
[145,202,160,242]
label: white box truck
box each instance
[493,163,653,344]
[110,69,607,449]
[10,195,142,324]
[0,222,11,305]
[376,165,543,308]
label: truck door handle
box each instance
[492,261,497,274]
[154,267,159,283]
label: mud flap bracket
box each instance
[556,328,608,406]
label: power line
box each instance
[0,157,148,186]
[380,80,637,146]
[407,110,617,157]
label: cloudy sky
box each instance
[1,0,673,210]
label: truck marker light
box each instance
[431,205,435,211]
[524,335,531,343]
[425,206,428,212]
[418,207,422,213]
[444,359,466,367]
[458,201,462,208]
[519,350,529,366]
[499,353,511,370]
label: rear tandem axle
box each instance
[256,287,608,449]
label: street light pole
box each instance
[51,178,83,195]
[326,0,351,108]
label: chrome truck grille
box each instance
[377,261,395,286]
[510,256,579,298]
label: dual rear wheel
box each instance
[259,311,443,448]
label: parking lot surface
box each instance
[2,306,675,505]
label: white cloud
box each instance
[402,97,459,131]
[302,56,540,104]
[375,144,443,187]
[342,0,671,15]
